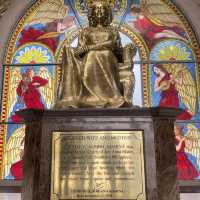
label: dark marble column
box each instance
[17,107,181,200]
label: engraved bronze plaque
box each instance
[51,131,146,200]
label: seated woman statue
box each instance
[54,1,136,108]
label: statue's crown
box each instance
[86,0,115,8]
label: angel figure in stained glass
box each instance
[174,125,199,180]
[4,65,54,179]
[151,41,197,120]
[153,62,197,120]
[4,126,25,180]
[11,68,48,122]
[128,1,187,48]
[19,0,76,52]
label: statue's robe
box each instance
[55,26,126,108]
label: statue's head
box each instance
[88,1,113,27]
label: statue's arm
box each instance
[123,43,137,66]
[73,30,89,57]
[113,30,123,63]
[75,29,113,54]
[87,41,113,51]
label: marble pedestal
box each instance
[17,107,181,200]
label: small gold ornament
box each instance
[86,0,115,8]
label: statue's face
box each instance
[88,2,111,27]
[94,2,106,19]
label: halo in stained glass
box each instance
[12,42,54,64]
[150,39,194,61]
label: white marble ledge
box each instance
[0,193,21,200]
[180,193,200,200]
[0,193,200,200]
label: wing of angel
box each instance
[37,67,55,109]
[8,68,22,118]
[142,0,185,29]
[185,124,200,169]
[3,126,25,178]
[27,0,68,25]
[162,63,197,116]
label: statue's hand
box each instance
[88,41,113,51]
[88,44,106,51]
[88,44,99,51]
[74,44,104,56]
[123,43,137,64]
[124,44,137,53]
[73,46,89,56]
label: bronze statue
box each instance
[54,1,136,108]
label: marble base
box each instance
[17,107,181,200]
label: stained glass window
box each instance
[0,0,200,181]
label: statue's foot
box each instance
[122,101,140,108]
[54,100,78,109]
